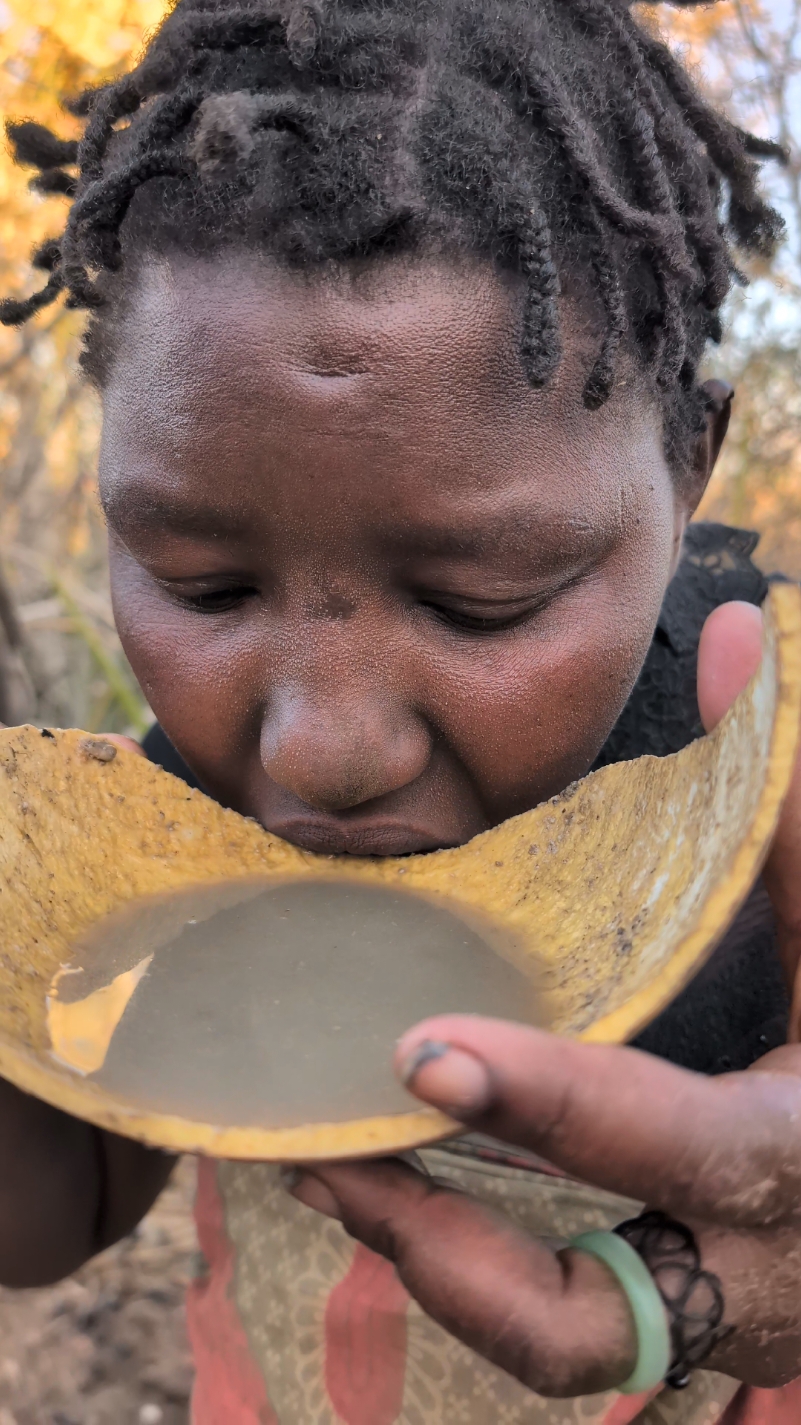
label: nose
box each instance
[260,684,432,812]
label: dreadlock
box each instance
[0,0,787,473]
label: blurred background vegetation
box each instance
[0,0,798,732]
[0,0,165,733]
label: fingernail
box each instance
[398,1038,492,1116]
[280,1168,342,1221]
[399,1039,450,1086]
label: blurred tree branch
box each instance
[0,0,166,732]
[650,0,801,576]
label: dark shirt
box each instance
[143,521,789,1077]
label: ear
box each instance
[684,378,734,513]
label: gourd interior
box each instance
[0,582,799,1162]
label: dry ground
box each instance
[0,1157,196,1425]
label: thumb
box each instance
[698,600,801,1036]
[697,600,763,732]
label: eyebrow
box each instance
[380,512,602,563]
[103,488,606,566]
[102,489,252,542]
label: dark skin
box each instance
[101,253,688,846]
[5,251,801,1397]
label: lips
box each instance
[266,817,457,857]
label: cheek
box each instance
[110,555,263,762]
[428,554,670,818]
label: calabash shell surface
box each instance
[0,582,799,1160]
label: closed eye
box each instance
[168,584,259,614]
[419,570,588,634]
[421,599,542,634]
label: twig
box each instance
[0,560,22,651]
[49,573,149,736]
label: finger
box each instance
[694,600,801,1023]
[293,1161,801,1392]
[697,603,801,1034]
[299,1163,801,1392]
[393,1017,801,1225]
[286,1157,636,1398]
[697,601,763,733]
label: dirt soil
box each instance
[0,1157,196,1425]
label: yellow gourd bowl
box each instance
[0,582,800,1161]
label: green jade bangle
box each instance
[572,1229,671,1395]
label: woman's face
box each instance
[100,252,719,855]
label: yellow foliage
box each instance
[0,0,170,291]
[643,1,801,578]
[0,1,170,732]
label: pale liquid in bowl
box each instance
[48,878,543,1128]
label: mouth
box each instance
[267,818,458,857]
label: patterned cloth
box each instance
[186,1145,801,1423]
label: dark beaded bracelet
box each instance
[614,1210,731,1388]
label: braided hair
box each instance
[0,0,787,474]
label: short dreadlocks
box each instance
[1,0,787,473]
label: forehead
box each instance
[99,251,667,529]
